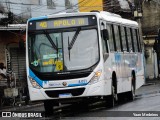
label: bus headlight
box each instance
[89,70,102,84]
[29,77,41,89]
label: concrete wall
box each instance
[142,1,160,35]
[142,1,160,79]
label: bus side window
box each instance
[135,29,141,52]
[108,24,115,52]
[118,26,123,52]
[113,25,121,52]
[101,22,108,53]
[121,26,127,52]
[132,29,138,52]
[102,32,108,53]
[126,27,132,52]
[130,28,135,52]
[138,29,142,52]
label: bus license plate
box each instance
[59,93,72,98]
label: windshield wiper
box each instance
[68,27,81,50]
[43,30,58,51]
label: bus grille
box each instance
[45,88,85,98]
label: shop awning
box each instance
[0,24,26,31]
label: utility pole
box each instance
[134,0,143,47]
[133,0,147,81]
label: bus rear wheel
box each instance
[128,72,136,101]
[128,84,135,101]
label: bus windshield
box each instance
[28,28,99,73]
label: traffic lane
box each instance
[1,83,160,119]
[62,93,160,120]
[1,95,159,120]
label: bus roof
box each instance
[28,11,138,28]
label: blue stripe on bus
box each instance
[68,83,87,87]
[28,16,48,22]
[29,69,43,87]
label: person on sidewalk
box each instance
[0,62,10,87]
[0,62,7,78]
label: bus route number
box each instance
[39,22,47,28]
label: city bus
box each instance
[26,11,145,114]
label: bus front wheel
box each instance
[43,100,54,116]
[105,86,115,108]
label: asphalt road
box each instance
[1,81,160,120]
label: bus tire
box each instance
[44,100,54,116]
[105,86,115,108]
[128,84,135,101]
[128,71,136,101]
[112,72,118,102]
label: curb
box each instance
[0,102,43,111]
[135,90,160,98]
[142,83,156,86]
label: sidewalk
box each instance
[135,78,160,97]
[0,101,43,112]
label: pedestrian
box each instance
[0,62,10,87]
[0,62,7,78]
[0,63,7,78]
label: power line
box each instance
[48,0,86,15]
[0,0,129,25]
[0,0,81,24]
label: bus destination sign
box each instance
[36,17,89,30]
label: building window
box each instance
[65,0,73,9]
[47,0,56,9]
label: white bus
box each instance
[26,11,145,114]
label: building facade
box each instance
[142,0,160,79]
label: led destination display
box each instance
[28,16,97,30]
[37,18,88,29]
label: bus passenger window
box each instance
[114,25,121,52]
[126,27,132,52]
[135,29,141,52]
[130,28,135,52]
[132,29,138,52]
[121,26,127,51]
[101,22,108,53]
[107,25,115,52]
[118,26,123,51]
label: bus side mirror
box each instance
[102,29,109,41]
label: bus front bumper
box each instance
[28,79,112,101]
